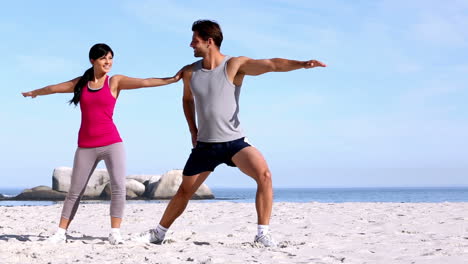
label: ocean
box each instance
[1,187,467,206]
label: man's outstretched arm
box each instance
[236,56,326,76]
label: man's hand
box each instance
[191,131,197,148]
[304,60,327,69]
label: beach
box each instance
[1,202,467,264]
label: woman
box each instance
[22,43,182,244]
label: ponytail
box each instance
[69,67,94,106]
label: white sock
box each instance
[154,224,168,238]
[111,228,121,234]
[56,227,66,235]
[258,225,269,236]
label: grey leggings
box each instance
[61,142,126,220]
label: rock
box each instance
[102,179,146,199]
[193,183,214,199]
[126,179,146,197]
[144,175,162,197]
[149,170,214,199]
[127,175,154,184]
[9,168,214,201]
[52,167,109,197]
[31,185,52,191]
[14,186,66,200]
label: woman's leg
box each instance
[60,147,99,228]
[102,142,126,228]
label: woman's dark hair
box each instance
[192,20,223,48]
[69,43,114,105]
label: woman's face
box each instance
[91,52,113,73]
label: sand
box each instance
[0,202,467,264]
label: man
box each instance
[133,20,326,247]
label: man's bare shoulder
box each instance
[227,56,252,73]
[229,56,251,64]
[182,63,197,82]
[182,62,197,73]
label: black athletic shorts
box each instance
[182,137,251,176]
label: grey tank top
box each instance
[190,56,244,142]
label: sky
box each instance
[1,0,467,188]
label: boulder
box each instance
[102,179,146,199]
[9,168,214,201]
[127,175,154,184]
[52,167,109,197]
[126,179,146,197]
[32,185,52,191]
[144,175,162,197]
[149,170,214,199]
[14,186,66,200]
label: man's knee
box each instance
[175,184,195,200]
[257,170,272,185]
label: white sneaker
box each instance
[254,233,277,247]
[108,232,124,245]
[47,232,67,244]
[130,229,164,244]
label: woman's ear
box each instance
[90,59,95,65]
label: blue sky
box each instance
[1,0,467,188]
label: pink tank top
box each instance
[78,75,122,148]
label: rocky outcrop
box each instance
[127,175,154,184]
[149,170,214,199]
[102,179,146,199]
[144,175,162,197]
[14,186,66,200]
[10,168,215,200]
[52,167,109,197]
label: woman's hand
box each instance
[173,67,184,82]
[21,91,37,98]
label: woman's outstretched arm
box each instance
[22,77,80,98]
[112,68,183,92]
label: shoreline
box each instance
[2,187,468,204]
[1,202,467,263]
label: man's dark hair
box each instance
[192,20,223,48]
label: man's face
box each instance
[190,31,209,57]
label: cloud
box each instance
[121,0,334,55]
[454,64,468,74]
[121,0,197,34]
[378,0,468,47]
[0,22,19,33]
[395,62,423,74]
[411,15,467,46]
[16,55,77,74]
[398,81,465,111]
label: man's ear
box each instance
[207,38,214,47]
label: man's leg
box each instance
[231,146,272,225]
[231,146,276,246]
[131,171,211,243]
[159,171,211,228]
